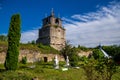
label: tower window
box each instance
[55,19,59,24]
[46,19,48,24]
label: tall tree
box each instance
[4,14,21,70]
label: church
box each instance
[36,10,66,50]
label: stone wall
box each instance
[0,49,64,64]
[0,49,92,64]
[78,51,92,57]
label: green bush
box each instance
[61,43,79,67]
[37,43,59,54]
[92,49,104,59]
[69,48,79,67]
[21,56,27,64]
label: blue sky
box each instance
[0,0,120,47]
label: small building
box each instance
[36,10,66,50]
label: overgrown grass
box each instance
[37,43,60,54]
[20,43,40,51]
[20,43,60,54]
[0,62,86,80]
[0,41,59,54]
[0,62,119,80]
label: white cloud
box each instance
[63,1,120,47]
[21,30,38,43]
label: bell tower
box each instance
[36,10,65,50]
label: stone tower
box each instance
[36,10,66,50]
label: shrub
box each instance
[21,57,27,64]
[69,48,79,67]
[92,49,104,59]
[61,43,79,67]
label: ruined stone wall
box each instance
[0,49,92,64]
[78,51,92,57]
[0,49,64,64]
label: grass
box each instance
[0,62,86,80]
[0,41,60,54]
[37,43,60,54]
[0,62,119,80]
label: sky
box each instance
[0,0,120,47]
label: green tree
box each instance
[92,49,104,59]
[61,43,79,67]
[103,45,120,57]
[60,43,71,60]
[4,14,21,70]
[31,40,36,44]
[69,48,79,67]
[78,45,89,51]
[83,58,98,80]
[95,58,118,80]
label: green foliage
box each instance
[20,43,40,51]
[27,40,36,44]
[79,56,88,64]
[0,70,33,80]
[38,43,51,50]
[95,58,118,80]
[83,57,119,80]
[60,43,71,60]
[77,45,91,51]
[61,43,79,67]
[31,40,36,44]
[102,45,120,57]
[0,35,7,41]
[0,61,119,80]
[102,45,120,64]
[21,56,27,64]
[0,41,59,55]
[4,14,21,70]
[83,58,98,80]
[92,49,104,59]
[37,43,59,54]
[69,48,79,67]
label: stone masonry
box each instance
[36,10,66,50]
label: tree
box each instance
[92,49,104,59]
[60,42,71,60]
[103,45,120,57]
[95,58,118,80]
[83,58,98,80]
[69,48,79,67]
[61,42,79,67]
[4,14,21,70]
